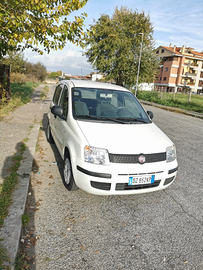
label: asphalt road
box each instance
[20,95,203,270]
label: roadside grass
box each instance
[0,141,27,268]
[0,243,10,269]
[137,91,203,113]
[40,85,49,100]
[21,214,30,226]
[14,253,28,270]
[0,82,41,117]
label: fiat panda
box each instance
[47,80,178,195]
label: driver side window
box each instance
[53,85,63,105]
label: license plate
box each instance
[128,175,155,185]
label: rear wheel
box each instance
[46,122,54,144]
[62,155,78,191]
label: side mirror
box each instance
[51,105,64,118]
[147,110,153,119]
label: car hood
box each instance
[77,121,173,154]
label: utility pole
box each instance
[135,33,143,97]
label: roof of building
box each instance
[157,45,203,60]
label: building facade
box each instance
[155,44,203,94]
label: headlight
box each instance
[166,145,176,162]
[84,146,110,165]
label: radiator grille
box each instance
[109,152,166,164]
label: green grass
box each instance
[41,85,49,100]
[14,253,28,270]
[0,82,41,117]
[0,141,27,268]
[22,214,30,226]
[0,242,10,269]
[137,91,203,114]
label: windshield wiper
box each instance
[117,117,149,123]
[75,115,126,124]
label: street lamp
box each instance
[135,33,143,97]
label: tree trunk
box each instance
[116,73,124,86]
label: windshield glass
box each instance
[72,87,151,123]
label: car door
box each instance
[54,84,69,156]
[50,84,64,149]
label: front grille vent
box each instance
[109,152,166,164]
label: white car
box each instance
[47,80,178,195]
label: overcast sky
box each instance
[24,0,203,76]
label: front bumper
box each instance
[72,158,178,195]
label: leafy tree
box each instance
[0,0,88,58]
[25,62,47,81]
[1,51,26,73]
[84,6,159,87]
[48,71,61,79]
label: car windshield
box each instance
[72,87,151,124]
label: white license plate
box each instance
[128,175,155,185]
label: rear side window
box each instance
[53,85,63,105]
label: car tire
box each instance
[63,155,78,191]
[46,121,54,144]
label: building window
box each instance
[156,50,159,54]
[161,49,164,53]
[160,77,162,81]
[163,77,167,81]
[165,67,168,72]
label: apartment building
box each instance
[155,44,203,94]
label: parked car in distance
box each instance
[47,80,178,195]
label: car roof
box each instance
[60,79,130,92]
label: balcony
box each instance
[182,72,197,78]
[184,61,198,67]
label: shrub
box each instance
[10,73,29,83]
[48,72,61,79]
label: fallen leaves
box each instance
[30,237,37,245]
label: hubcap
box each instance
[64,158,71,185]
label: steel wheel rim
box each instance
[64,158,71,185]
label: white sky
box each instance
[24,0,203,76]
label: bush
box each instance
[10,73,29,83]
[25,62,47,81]
[48,72,61,79]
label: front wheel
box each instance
[62,156,78,191]
[46,121,54,144]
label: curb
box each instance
[140,100,203,120]
[0,124,40,269]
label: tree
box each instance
[0,0,88,58]
[25,62,47,81]
[1,51,26,73]
[84,6,159,87]
[48,71,61,79]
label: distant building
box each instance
[155,44,203,94]
[139,83,154,91]
[91,73,103,81]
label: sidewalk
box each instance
[140,99,203,120]
[0,84,55,268]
